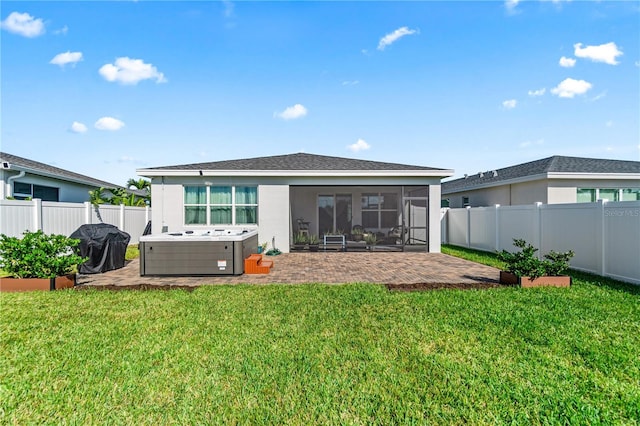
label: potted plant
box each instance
[257,242,268,254]
[364,232,378,251]
[292,231,308,251]
[351,226,364,242]
[497,239,574,288]
[308,234,320,252]
[0,230,88,292]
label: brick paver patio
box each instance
[78,252,501,289]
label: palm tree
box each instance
[126,178,151,205]
[88,187,108,222]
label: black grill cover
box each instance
[70,224,131,274]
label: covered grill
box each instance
[70,224,131,274]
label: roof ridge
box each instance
[0,151,121,188]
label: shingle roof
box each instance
[0,152,121,189]
[144,152,448,172]
[442,155,640,193]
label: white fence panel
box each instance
[0,200,34,237]
[603,202,640,283]
[498,205,537,252]
[442,200,640,285]
[124,207,149,242]
[42,201,87,236]
[447,208,468,247]
[92,204,120,227]
[540,203,601,274]
[469,206,496,252]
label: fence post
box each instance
[534,202,542,259]
[84,202,92,224]
[494,204,500,251]
[120,204,125,230]
[145,205,150,224]
[32,198,42,231]
[466,206,471,248]
[597,199,606,276]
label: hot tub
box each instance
[139,228,258,276]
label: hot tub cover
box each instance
[70,224,131,274]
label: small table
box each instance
[323,234,345,251]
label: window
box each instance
[184,186,207,224]
[462,196,470,207]
[622,188,640,201]
[577,188,595,203]
[234,186,257,224]
[12,182,59,201]
[361,192,398,230]
[184,185,257,225]
[598,188,619,202]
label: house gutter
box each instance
[5,170,26,198]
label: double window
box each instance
[184,185,257,225]
[13,182,59,201]
[361,192,398,229]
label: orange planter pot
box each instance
[0,274,76,292]
[499,271,571,288]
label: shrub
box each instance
[0,230,88,278]
[497,239,574,279]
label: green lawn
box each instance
[1,252,639,424]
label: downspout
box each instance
[6,170,26,198]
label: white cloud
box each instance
[341,80,359,86]
[118,156,135,163]
[636,61,640,68]
[70,121,87,133]
[53,25,68,35]
[505,0,521,14]
[502,99,517,109]
[1,11,45,37]
[520,138,544,148]
[274,104,307,120]
[590,91,607,102]
[574,42,623,65]
[550,78,592,98]
[99,57,167,85]
[95,117,125,131]
[50,51,83,67]
[377,26,418,51]
[528,88,546,97]
[559,56,576,68]
[347,139,371,152]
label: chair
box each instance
[296,218,310,237]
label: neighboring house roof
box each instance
[138,152,454,177]
[0,152,121,189]
[442,155,640,194]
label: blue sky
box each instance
[2,1,639,185]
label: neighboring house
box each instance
[0,152,121,203]
[442,155,640,208]
[137,153,454,253]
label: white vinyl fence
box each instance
[0,199,150,244]
[441,200,640,285]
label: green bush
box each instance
[497,239,574,279]
[0,230,87,278]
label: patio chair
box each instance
[296,218,310,237]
